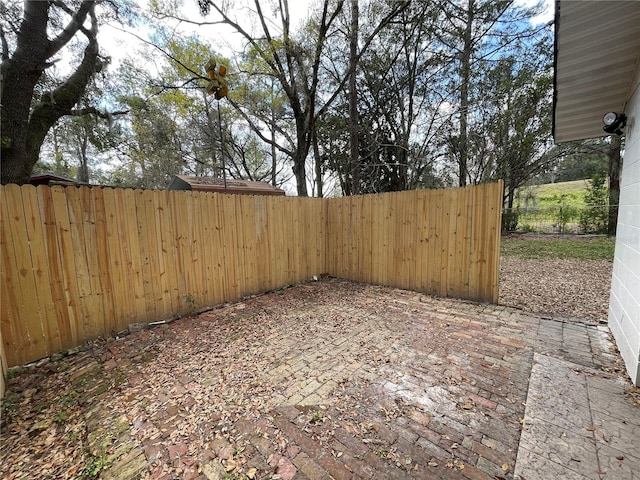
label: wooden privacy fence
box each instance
[327,183,502,302]
[0,181,502,373]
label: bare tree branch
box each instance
[0,25,8,61]
[227,97,294,157]
[70,107,129,118]
[47,1,96,57]
[107,24,205,80]
[316,0,410,119]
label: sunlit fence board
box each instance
[325,182,503,303]
[0,182,502,371]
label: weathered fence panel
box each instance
[0,181,502,370]
[326,182,503,303]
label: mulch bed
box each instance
[499,256,612,323]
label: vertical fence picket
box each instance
[1,186,32,365]
[196,193,213,305]
[65,187,93,341]
[50,187,83,350]
[37,187,69,350]
[91,187,116,336]
[22,186,60,356]
[210,193,228,303]
[151,190,174,317]
[134,190,161,319]
[102,188,126,329]
[488,182,504,303]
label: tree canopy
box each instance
[2,0,595,203]
[0,0,130,185]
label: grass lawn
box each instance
[510,180,608,234]
[518,180,590,209]
[501,235,615,261]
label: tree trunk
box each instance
[293,112,311,196]
[607,135,622,236]
[271,83,278,187]
[349,0,360,195]
[507,184,516,209]
[1,1,51,184]
[312,133,323,197]
[271,117,277,187]
[292,157,308,196]
[52,127,66,173]
[458,0,474,188]
[1,1,99,185]
[76,127,90,183]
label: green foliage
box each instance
[17,0,558,195]
[309,410,326,424]
[502,209,519,232]
[81,454,110,479]
[553,151,608,183]
[60,389,80,408]
[509,180,591,233]
[553,195,578,234]
[6,366,27,380]
[501,237,615,261]
[520,180,587,209]
[54,410,69,423]
[486,43,554,202]
[96,32,236,188]
[183,294,198,313]
[579,174,609,234]
[2,392,22,414]
[1,391,21,422]
[1,1,111,184]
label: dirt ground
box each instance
[499,256,612,323]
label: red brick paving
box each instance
[0,279,621,480]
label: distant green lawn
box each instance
[517,180,589,208]
[501,235,615,261]
[511,180,603,234]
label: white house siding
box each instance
[609,61,640,386]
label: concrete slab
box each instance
[514,354,640,480]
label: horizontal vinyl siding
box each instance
[609,61,640,385]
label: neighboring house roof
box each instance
[29,173,85,187]
[553,0,640,142]
[167,175,286,196]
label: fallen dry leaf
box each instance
[1,277,616,480]
[500,255,611,323]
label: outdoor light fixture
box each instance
[603,112,627,135]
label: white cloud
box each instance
[518,0,555,25]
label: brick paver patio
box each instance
[1,279,637,480]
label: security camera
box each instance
[603,112,627,135]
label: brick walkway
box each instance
[1,279,637,480]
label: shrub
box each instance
[502,208,519,232]
[554,195,578,233]
[579,174,608,234]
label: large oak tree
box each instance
[1,1,108,185]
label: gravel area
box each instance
[499,256,613,323]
